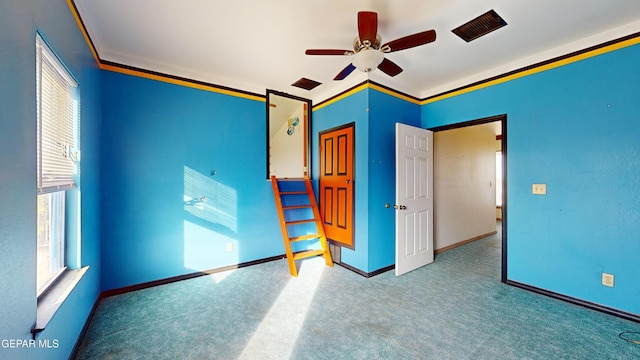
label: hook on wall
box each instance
[184,196,207,206]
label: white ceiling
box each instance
[74,1,640,103]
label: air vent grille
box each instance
[452,9,507,42]
[292,78,322,90]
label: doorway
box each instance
[429,114,507,282]
[319,123,355,249]
[266,90,312,179]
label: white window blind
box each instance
[36,34,80,194]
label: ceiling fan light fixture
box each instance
[305,11,436,80]
[352,49,384,72]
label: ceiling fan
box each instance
[305,11,436,80]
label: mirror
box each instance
[266,90,312,179]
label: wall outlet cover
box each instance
[532,183,547,195]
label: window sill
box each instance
[32,266,89,338]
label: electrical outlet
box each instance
[602,273,614,287]
[226,242,233,252]
[532,184,547,195]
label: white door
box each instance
[395,123,434,276]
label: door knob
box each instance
[346,179,352,184]
[393,205,407,210]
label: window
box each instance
[37,192,66,291]
[36,33,80,296]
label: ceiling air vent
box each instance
[292,77,322,91]
[452,9,507,42]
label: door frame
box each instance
[428,114,508,283]
[265,90,312,179]
[319,122,355,250]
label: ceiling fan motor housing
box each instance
[353,35,382,52]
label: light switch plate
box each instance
[532,183,547,195]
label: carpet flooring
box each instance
[74,227,640,359]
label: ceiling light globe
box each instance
[353,49,384,72]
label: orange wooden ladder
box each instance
[271,176,333,276]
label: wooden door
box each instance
[319,124,354,248]
[395,123,434,275]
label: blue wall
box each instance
[422,44,640,315]
[0,1,102,359]
[100,71,282,290]
[312,88,420,273]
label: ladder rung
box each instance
[282,205,311,210]
[280,191,307,195]
[293,249,325,260]
[286,219,316,226]
[289,233,321,242]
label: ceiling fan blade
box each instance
[334,63,357,80]
[358,11,378,44]
[377,58,403,77]
[306,49,354,56]
[383,30,436,52]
